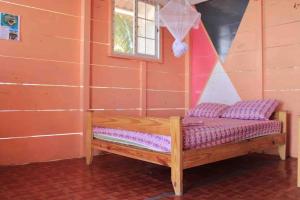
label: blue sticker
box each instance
[0,12,20,40]
[1,13,19,30]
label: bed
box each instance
[86,111,287,196]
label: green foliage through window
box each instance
[112,0,160,59]
[113,13,134,54]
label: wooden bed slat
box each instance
[92,115,171,136]
[92,139,171,166]
[183,133,286,169]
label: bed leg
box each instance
[86,112,94,165]
[276,111,287,161]
[170,116,183,196]
[278,144,286,161]
[171,166,183,196]
[86,147,94,165]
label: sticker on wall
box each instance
[0,12,20,41]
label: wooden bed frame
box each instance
[86,111,287,196]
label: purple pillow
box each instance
[187,103,229,118]
[221,99,279,120]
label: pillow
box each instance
[182,117,204,126]
[187,103,230,118]
[221,99,279,120]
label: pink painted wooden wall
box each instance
[91,0,186,118]
[263,0,300,157]
[0,0,187,165]
[191,0,300,157]
[0,0,83,165]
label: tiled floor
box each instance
[0,154,299,200]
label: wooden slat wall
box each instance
[0,0,82,165]
[0,0,188,165]
[212,0,300,157]
[223,0,263,100]
[263,0,300,157]
[90,0,187,117]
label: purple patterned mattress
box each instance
[93,117,281,153]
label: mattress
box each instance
[93,117,281,153]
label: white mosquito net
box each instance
[112,0,202,57]
[159,0,201,57]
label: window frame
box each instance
[110,0,162,61]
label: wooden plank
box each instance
[90,44,140,68]
[146,110,185,118]
[92,139,171,166]
[274,111,287,133]
[147,71,185,91]
[0,85,80,110]
[86,112,93,165]
[140,61,147,116]
[147,91,185,108]
[258,0,264,99]
[0,57,80,86]
[107,0,114,57]
[264,21,300,48]
[183,133,286,169]
[91,0,109,21]
[0,2,80,39]
[170,116,183,196]
[89,110,140,116]
[226,72,262,100]
[0,28,80,62]
[0,0,81,16]
[91,18,109,44]
[264,67,300,91]
[256,111,287,156]
[0,111,81,138]
[224,51,260,72]
[0,134,82,165]
[275,111,287,160]
[80,0,91,112]
[92,115,170,136]
[223,0,262,100]
[91,66,140,88]
[264,44,300,70]
[80,0,91,158]
[264,0,300,27]
[229,31,258,53]
[91,88,140,109]
[265,92,300,113]
[184,34,191,111]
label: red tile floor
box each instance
[0,154,299,200]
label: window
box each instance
[112,0,160,59]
